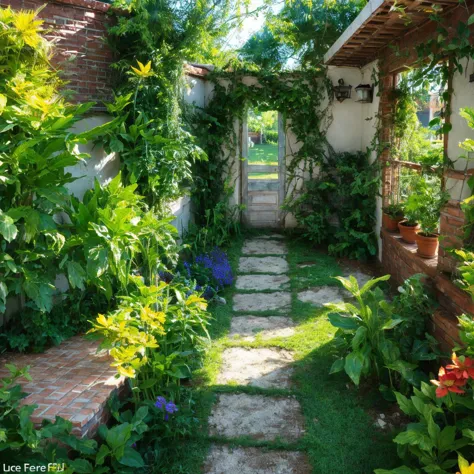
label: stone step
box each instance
[297,286,344,306]
[229,316,295,341]
[208,393,305,442]
[236,274,289,291]
[233,292,291,313]
[238,257,288,275]
[204,445,311,474]
[217,348,294,389]
[242,239,287,255]
[0,336,126,437]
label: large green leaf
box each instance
[66,261,86,290]
[394,392,417,416]
[359,274,391,295]
[0,212,18,242]
[119,447,145,468]
[329,358,345,374]
[23,277,54,313]
[344,351,364,385]
[328,313,359,330]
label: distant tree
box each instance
[240,0,366,69]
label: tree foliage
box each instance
[240,0,366,69]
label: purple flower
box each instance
[165,401,178,414]
[155,396,178,421]
[193,247,233,291]
[155,396,166,410]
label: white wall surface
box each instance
[326,66,364,153]
[67,115,121,200]
[446,58,474,202]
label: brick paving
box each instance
[0,336,125,437]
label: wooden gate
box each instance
[242,114,286,228]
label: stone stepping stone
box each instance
[242,239,287,255]
[204,445,311,474]
[236,274,289,291]
[342,269,374,288]
[230,316,295,341]
[233,292,291,312]
[239,257,288,274]
[297,286,344,306]
[217,348,294,389]
[208,393,304,442]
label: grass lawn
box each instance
[163,233,399,474]
[248,143,278,165]
[248,143,278,180]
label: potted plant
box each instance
[382,202,405,232]
[398,206,420,244]
[404,178,448,257]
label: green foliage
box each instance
[184,199,242,257]
[404,177,448,234]
[375,385,472,474]
[458,313,474,357]
[0,8,117,322]
[240,0,366,69]
[88,276,211,403]
[391,274,439,367]
[285,150,380,260]
[326,274,402,386]
[383,203,405,219]
[327,274,438,392]
[64,173,179,296]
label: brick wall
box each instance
[0,0,115,110]
[381,229,473,350]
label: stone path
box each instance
[205,235,310,473]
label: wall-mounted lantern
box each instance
[333,79,352,102]
[355,84,374,103]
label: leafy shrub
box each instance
[88,277,210,403]
[264,129,279,144]
[327,274,438,393]
[326,275,406,386]
[64,173,179,296]
[284,150,379,260]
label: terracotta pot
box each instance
[383,213,404,232]
[415,232,439,259]
[398,220,420,244]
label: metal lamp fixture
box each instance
[355,83,374,103]
[333,79,352,102]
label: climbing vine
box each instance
[190,64,333,218]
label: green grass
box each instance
[248,143,278,165]
[248,143,278,180]
[165,233,399,474]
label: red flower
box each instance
[431,366,467,398]
[446,353,474,380]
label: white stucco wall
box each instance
[66,115,121,200]
[446,58,474,202]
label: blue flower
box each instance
[155,396,166,410]
[165,401,178,414]
[155,396,178,421]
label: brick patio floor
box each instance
[0,336,126,437]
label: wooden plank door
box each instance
[242,112,285,228]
